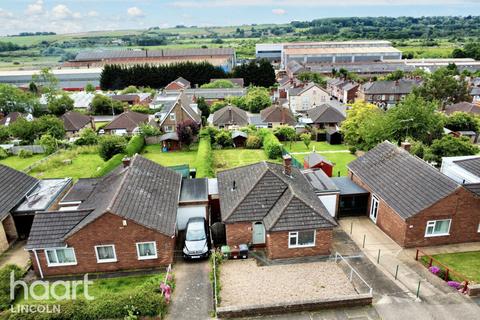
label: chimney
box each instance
[283,154,292,176]
[400,141,411,152]
[122,156,131,168]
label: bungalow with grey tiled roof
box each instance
[348,141,480,248]
[27,155,181,278]
[60,111,94,136]
[217,157,337,260]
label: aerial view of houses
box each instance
[0,2,480,320]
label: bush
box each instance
[262,131,283,159]
[98,135,127,161]
[214,130,233,148]
[300,133,312,149]
[0,148,8,160]
[75,128,98,146]
[196,137,214,178]
[0,265,25,311]
[199,126,219,143]
[39,134,57,155]
[245,135,262,149]
[18,149,33,158]
[273,125,296,142]
[131,105,153,114]
[125,135,145,157]
[348,146,357,155]
[139,124,161,137]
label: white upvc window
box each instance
[425,219,451,237]
[288,230,316,248]
[136,241,158,260]
[45,248,77,267]
[169,113,176,121]
[164,125,174,132]
[95,245,117,263]
[477,223,480,233]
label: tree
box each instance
[444,112,480,132]
[36,115,65,140]
[75,128,98,145]
[273,125,296,143]
[139,124,161,137]
[201,80,235,89]
[32,68,58,99]
[84,83,96,93]
[244,87,271,113]
[39,134,57,155]
[414,67,471,108]
[0,126,10,143]
[210,101,228,113]
[214,130,233,148]
[121,85,139,94]
[232,59,275,87]
[0,84,39,114]
[8,118,37,142]
[300,133,312,149]
[176,120,200,149]
[47,94,74,116]
[196,97,210,121]
[341,101,383,150]
[297,72,327,88]
[98,135,127,161]
[384,70,404,81]
[426,136,479,164]
[91,94,124,115]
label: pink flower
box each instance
[429,266,440,274]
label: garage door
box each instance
[177,206,207,231]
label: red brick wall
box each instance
[226,222,252,246]
[30,213,174,278]
[162,103,197,132]
[266,229,332,259]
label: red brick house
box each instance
[304,152,334,177]
[157,92,201,133]
[217,157,337,260]
[165,77,191,91]
[26,155,181,278]
[348,141,480,248]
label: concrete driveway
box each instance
[0,240,30,269]
[166,259,212,320]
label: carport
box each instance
[177,178,209,231]
[331,177,369,218]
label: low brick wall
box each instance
[468,284,480,296]
[216,293,372,318]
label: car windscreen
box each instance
[186,223,206,241]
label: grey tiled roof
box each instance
[0,165,38,220]
[307,104,345,124]
[361,79,419,95]
[217,162,336,230]
[305,153,333,167]
[260,105,296,125]
[453,157,480,177]
[444,102,480,115]
[61,111,91,132]
[348,141,459,219]
[104,111,149,131]
[212,105,249,127]
[464,183,480,196]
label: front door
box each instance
[369,195,379,223]
[252,222,265,245]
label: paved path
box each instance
[0,240,29,269]
[166,259,212,320]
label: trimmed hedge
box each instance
[0,265,25,311]
[195,137,214,178]
[262,131,283,159]
[125,135,145,157]
[95,153,125,177]
[5,277,172,320]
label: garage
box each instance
[303,169,339,218]
[331,177,369,218]
[177,178,209,231]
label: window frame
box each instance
[164,125,174,132]
[424,219,452,238]
[136,241,158,260]
[169,113,176,121]
[44,248,77,267]
[94,244,117,264]
[288,230,316,248]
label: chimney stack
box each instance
[283,154,292,176]
[400,141,411,152]
[122,156,131,168]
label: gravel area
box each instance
[220,259,357,308]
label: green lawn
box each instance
[282,141,349,153]
[291,152,356,176]
[142,145,198,167]
[428,251,480,283]
[0,154,45,171]
[213,149,271,171]
[17,273,165,303]
[30,154,105,180]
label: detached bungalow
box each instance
[27,155,181,278]
[348,141,480,248]
[103,110,149,136]
[306,103,346,129]
[61,111,94,136]
[218,157,337,260]
[260,105,296,128]
[211,105,249,129]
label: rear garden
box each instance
[421,251,480,283]
[0,154,45,171]
[141,144,198,167]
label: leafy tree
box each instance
[131,105,152,114]
[84,83,96,93]
[91,95,124,115]
[39,134,57,155]
[75,128,98,145]
[0,84,39,114]
[32,68,58,99]
[414,67,471,108]
[232,59,275,87]
[8,118,37,142]
[0,126,10,143]
[201,80,235,89]
[139,124,161,137]
[444,112,480,132]
[225,96,247,110]
[36,115,65,140]
[300,133,312,149]
[297,72,327,88]
[98,135,127,161]
[384,70,405,81]
[121,85,139,94]
[426,136,479,164]
[341,101,383,150]
[47,94,74,116]
[177,120,200,149]
[196,97,210,121]
[210,101,228,113]
[245,87,271,113]
[245,135,262,149]
[273,125,296,142]
[214,130,233,148]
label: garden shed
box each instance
[160,132,180,151]
[232,131,247,148]
[326,128,342,145]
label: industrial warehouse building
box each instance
[256,41,402,67]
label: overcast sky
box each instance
[0,0,478,36]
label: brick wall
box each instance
[30,212,174,278]
[226,222,252,246]
[266,229,332,260]
[161,102,197,132]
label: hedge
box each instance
[0,265,25,311]
[95,153,125,177]
[262,131,283,159]
[195,137,214,178]
[5,276,173,320]
[125,135,145,157]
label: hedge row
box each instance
[195,137,214,178]
[5,278,171,320]
[0,265,25,311]
[125,135,145,157]
[261,129,283,159]
[95,153,125,177]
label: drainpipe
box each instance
[32,249,44,279]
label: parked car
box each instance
[183,217,210,260]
